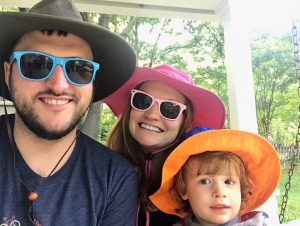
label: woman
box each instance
[102,64,226,226]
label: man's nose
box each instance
[45,65,70,93]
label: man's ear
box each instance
[3,62,11,90]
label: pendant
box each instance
[28,191,39,201]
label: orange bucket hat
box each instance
[150,129,281,218]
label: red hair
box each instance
[170,151,253,215]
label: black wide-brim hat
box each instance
[0,0,136,102]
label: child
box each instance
[150,129,281,226]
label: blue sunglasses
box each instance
[9,51,100,86]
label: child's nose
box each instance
[212,183,227,198]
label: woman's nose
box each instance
[144,101,161,120]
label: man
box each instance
[0,0,138,225]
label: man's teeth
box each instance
[140,123,162,132]
[44,99,68,105]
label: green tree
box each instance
[251,32,298,143]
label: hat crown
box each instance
[29,0,83,21]
[153,64,195,86]
[0,0,137,102]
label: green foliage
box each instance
[98,105,117,144]
[131,19,228,105]
[278,158,300,222]
[251,32,299,143]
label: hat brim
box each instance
[150,129,281,218]
[0,12,136,102]
[102,67,226,129]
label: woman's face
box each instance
[129,81,186,151]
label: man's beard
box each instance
[14,102,85,140]
[10,84,89,140]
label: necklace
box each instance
[5,115,78,224]
[25,136,77,201]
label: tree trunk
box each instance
[80,101,103,141]
[78,12,105,141]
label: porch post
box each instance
[216,0,280,225]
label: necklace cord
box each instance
[47,134,77,177]
[5,115,78,224]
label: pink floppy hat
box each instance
[102,64,226,129]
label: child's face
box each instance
[181,160,241,226]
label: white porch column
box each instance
[216,0,280,225]
[217,0,258,133]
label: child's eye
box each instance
[225,179,235,185]
[199,179,211,184]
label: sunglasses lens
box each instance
[132,92,152,110]
[160,102,181,119]
[66,60,94,84]
[20,53,52,80]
